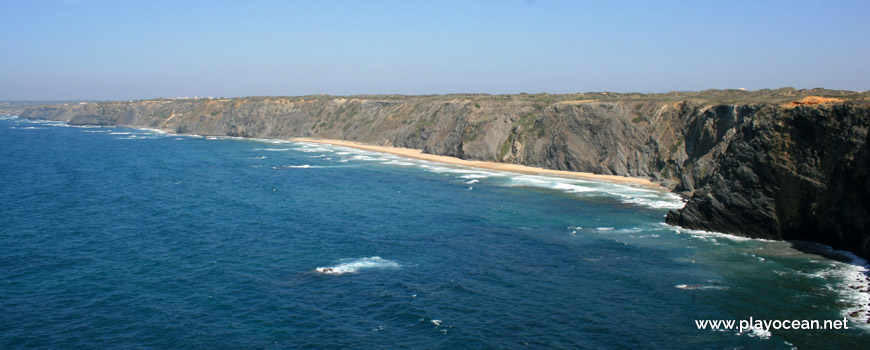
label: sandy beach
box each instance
[290,137,664,190]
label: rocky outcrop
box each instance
[15,89,870,259]
[666,103,870,258]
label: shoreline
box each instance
[289,137,665,190]
[15,115,666,190]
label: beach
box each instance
[290,137,664,190]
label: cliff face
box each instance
[16,90,870,259]
[666,103,870,258]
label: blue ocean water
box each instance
[1,116,868,349]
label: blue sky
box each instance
[1,0,868,100]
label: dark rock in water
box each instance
[15,89,870,259]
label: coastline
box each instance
[18,115,666,191]
[289,137,665,190]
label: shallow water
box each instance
[1,116,868,348]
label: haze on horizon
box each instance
[2,0,868,101]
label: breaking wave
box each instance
[314,257,400,275]
[279,141,686,210]
[271,164,326,169]
[253,148,292,152]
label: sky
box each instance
[1,0,868,100]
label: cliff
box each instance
[666,102,870,259]
[15,89,870,259]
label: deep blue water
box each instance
[1,117,868,349]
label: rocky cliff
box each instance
[15,89,870,259]
[666,102,870,259]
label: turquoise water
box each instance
[1,116,868,348]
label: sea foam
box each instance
[272,164,323,169]
[287,141,686,210]
[253,148,292,152]
[315,257,400,275]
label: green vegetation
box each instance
[669,139,683,153]
[632,103,643,117]
[517,113,537,128]
[498,137,512,161]
[341,104,359,121]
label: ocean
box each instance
[1,116,868,348]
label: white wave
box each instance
[292,145,335,153]
[286,140,684,210]
[675,284,729,291]
[619,195,686,209]
[248,138,291,145]
[108,132,133,135]
[629,234,661,239]
[0,116,18,120]
[253,148,292,152]
[272,164,319,169]
[350,155,376,161]
[419,164,500,178]
[502,174,683,209]
[551,182,595,193]
[138,127,167,134]
[19,126,44,130]
[797,244,870,330]
[466,179,479,184]
[594,227,643,235]
[382,159,415,166]
[315,257,400,275]
[26,119,64,125]
[83,130,110,133]
[661,223,766,242]
[603,183,659,193]
[459,174,492,180]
